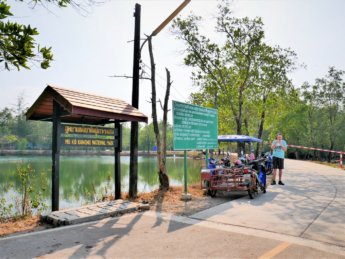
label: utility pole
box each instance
[129,3,141,198]
[129,1,190,198]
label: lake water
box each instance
[0,156,203,214]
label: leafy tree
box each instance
[172,1,298,154]
[121,122,130,151]
[23,120,51,149]
[0,94,53,149]
[0,107,13,135]
[138,122,173,153]
[139,123,155,152]
[248,44,297,149]
[272,91,308,155]
[300,67,345,161]
[172,7,263,155]
[16,162,47,216]
[298,82,327,158]
[0,1,53,70]
[1,0,101,71]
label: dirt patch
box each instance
[0,216,52,238]
[131,185,235,216]
[0,185,237,238]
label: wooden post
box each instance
[52,100,61,211]
[115,121,122,199]
[129,3,141,198]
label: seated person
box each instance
[248,150,255,161]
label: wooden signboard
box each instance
[60,124,120,149]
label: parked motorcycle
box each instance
[248,158,267,191]
[263,152,273,175]
[220,156,231,167]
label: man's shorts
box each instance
[273,157,284,169]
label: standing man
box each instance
[271,133,287,185]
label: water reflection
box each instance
[0,156,202,212]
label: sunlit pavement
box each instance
[192,159,345,246]
[0,159,345,258]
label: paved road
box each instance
[1,159,345,258]
[193,159,345,246]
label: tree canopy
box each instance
[172,1,345,159]
[0,0,55,71]
[0,0,99,71]
[172,1,298,154]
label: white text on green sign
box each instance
[173,101,218,150]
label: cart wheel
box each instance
[203,180,210,188]
[257,181,266,193]
[208,189,217,198]
[260,185,266,193]
[247,188,254,199]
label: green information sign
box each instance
[173,101,218,150]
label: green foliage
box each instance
[0,0,11,19]
[172,0,298,155]
[16,137,28,150]
[0,107,13,135]
[0,197,13,220]
[172,0,345,159]
[297,67,345,157]
[15,162,47,216]
[0,1,54,71]
[268,67,345,160]
[139,123,155,152]
[0,132,18,150]
[120,122,130,150]
[138,122,173,152]
[0,101,52,150]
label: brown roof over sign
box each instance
[26,85,148,124]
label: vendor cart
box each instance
[201,135,266,199]
[201,164,265,199]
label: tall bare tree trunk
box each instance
[148,36,170,190]
[257,109,266,156]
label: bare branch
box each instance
[108,75,152,81]
[108,75,133,79]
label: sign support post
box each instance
[52,100,61,211]
[184,150,187,194]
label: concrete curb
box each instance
[41,200,150,226]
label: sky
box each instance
[2,0,345,123]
